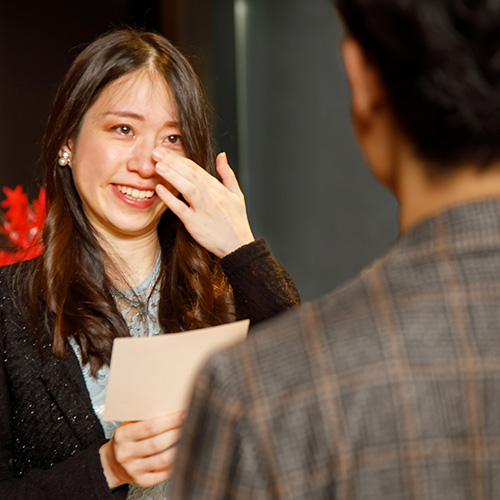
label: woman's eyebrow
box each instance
[100,110,146,120]
[100,111,180,128]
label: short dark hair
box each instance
[335,0,500,171]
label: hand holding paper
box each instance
[99,411,184,489]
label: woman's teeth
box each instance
[116,185,154,201]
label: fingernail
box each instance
[155,183,167,194]
[152,149,165,161]
[155,163,166,174]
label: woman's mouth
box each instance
[115,184,155,201]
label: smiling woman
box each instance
[0,29,300,500]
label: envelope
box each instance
[103,319,249,421]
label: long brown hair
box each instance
[21,29,235,375]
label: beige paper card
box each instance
[103,319,249,421]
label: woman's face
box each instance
[64,69,184,243]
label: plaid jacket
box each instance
[170,199,500,500]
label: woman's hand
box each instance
[99,411,184,489]
[153,149,255,258]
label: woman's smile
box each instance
[115,184,155,201]
[112,183,158,208]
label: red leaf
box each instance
[0,186,46,266]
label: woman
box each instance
[0,29,300,499]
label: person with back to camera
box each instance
[170,0,500,498]
[0,29,300,499]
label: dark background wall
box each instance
[242,0,398,299]
[0,0,398,300]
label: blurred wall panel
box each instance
[161,0,239,171]
[241,0,399,300]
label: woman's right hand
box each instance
[153,149,255,258]
[99,411,184,489]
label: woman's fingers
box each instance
[154,148,214,193]
[155,162,202,207]
[131,426,181,459]
[115,411,184,442]
[216,152,242,195]
[99,412,184,489]
[154,149,243,206]
[120,446,178,487]
[153,148,254,257]
[155,183,192,222]
[113,426,181,464]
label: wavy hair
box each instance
[21,29,235,375]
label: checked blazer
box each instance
[170,198,500,500]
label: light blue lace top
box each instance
[70,256,170,499]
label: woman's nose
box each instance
[127,143,156,177]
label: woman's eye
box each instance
[114,125,133,136]
[165,135,181,145]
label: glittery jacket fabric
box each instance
[0,238,301,500]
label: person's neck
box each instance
[396,157,500,233]
[97,230,161,290]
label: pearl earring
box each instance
[58,151,71,166]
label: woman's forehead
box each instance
[87,69,178,120]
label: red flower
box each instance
[0,186,46,266]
